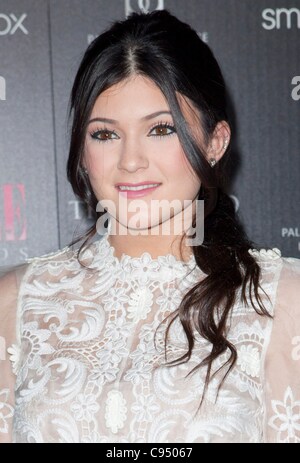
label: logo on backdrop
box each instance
[125,0,164,17]
[0,184,26,241]
[0,76,5,100]
[282,227,300,239]
[262,8,300,30]
[291,76,300,101]
[281,227,300,253]
[0,13,28,35]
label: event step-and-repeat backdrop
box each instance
[0,0,299,265]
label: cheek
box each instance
[84,145,114,181]
[165,147,200,188]
[159,144,184,175]
[83,148,116,201]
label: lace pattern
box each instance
[1,235,299,443]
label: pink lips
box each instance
[115,181,162,198]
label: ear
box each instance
[207,121,231,165]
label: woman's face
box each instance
[84,75,201,232]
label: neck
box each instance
[106,202,196,262]
[108,231,192,262]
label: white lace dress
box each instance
[0,234,300,443]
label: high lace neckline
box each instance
[96,232,197,273]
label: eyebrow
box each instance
[88,110,172,125]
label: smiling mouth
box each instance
[115,182,162,198]
[117,183,161,191]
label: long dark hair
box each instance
[67,10,268,400]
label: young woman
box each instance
[0,10,299,443]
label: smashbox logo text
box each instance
[0,13,28,35]
[262,8,300,30]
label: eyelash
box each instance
[90,128,118,143]
[89,121,176,143]
[148,121,176,138]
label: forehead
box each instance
[90,74,200,131]
[91,75,169,113]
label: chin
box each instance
[113,214,160,232]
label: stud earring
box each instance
[83,167,88,175]
[223,138,229,151]
[209,158,217,167]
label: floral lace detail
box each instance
[2,233,297,443]
[0,389,14,434]
[71,393,100,422]
[105,390,127,433]
[25,246,70,263]
[21,322,55,372]
[248,248,282,260]
[127,287,153,322]
[268,387,300,443]
[237,345,260,378]
[131,393,160,422]
[7,344,21,375]
[92,234,197,280]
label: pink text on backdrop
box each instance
[0,184,26,241]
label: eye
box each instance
[90,129,119,142]
[148,122,176,137]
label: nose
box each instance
[117,138,149,173]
